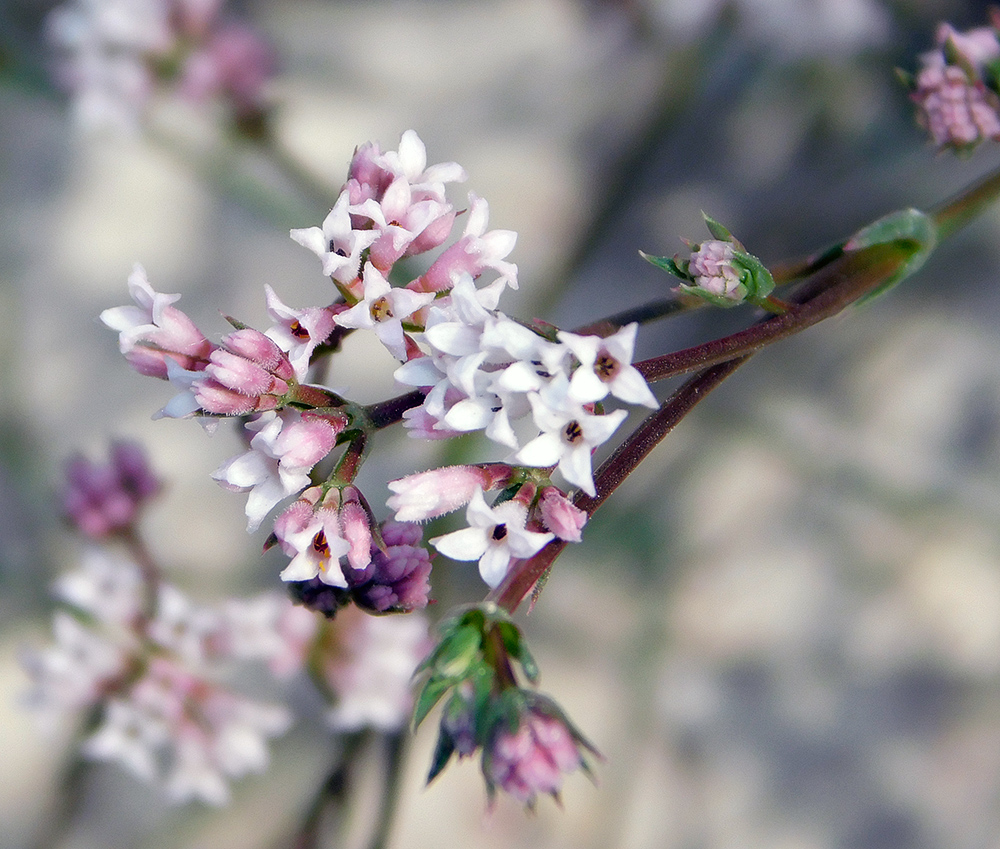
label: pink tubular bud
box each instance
[207,349,283,397]
[387,465,506,522]
[537,487,587,543]
[273,414,340,469]
[194,379,270,415]
[339,487,373,572]
[222,328,289,373]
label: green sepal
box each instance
[426,727,457,784]
[496,620,539,684]
[843,207,937,302]
[702,213,735,243]
[413,675,455,730]
[639,250,689,280]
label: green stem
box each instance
[930,161,1000,241]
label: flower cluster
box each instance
[27,441,433,805]
[45,0,275,133]
[417,605,597,808]
[906,20,1000,151]
[641,214,776,308]
[22,549,304,805]
[101,130,658,598]
[62,440,161,539]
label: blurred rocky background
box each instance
[4,0,1000,846]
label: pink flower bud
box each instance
[387,465,503,522]
[537,487,587,543]
[194,379,270,415]
[339,487,373,572]
[222,329,289,375]
[208,349,283,397]
[486,708,586,806]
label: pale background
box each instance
[4,0,1000,847]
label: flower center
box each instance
[563,421,584,444]
[370,296,394,322]
[290,320,310,340]
[491,524,508,542]
[595,352,619,382]
[312,530,331,558]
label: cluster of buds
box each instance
[416,605,597,808]
[903,19,1000,151]
[62,440,161,539]
[642,213,776,308]
[45,0,276,134]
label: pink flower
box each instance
[272,487,351,586]
[101,264,212,379]
[536,486,587,543]
[485,704,591,807]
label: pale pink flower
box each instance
[211,410,339,532]
[101,264,212,379]
[272,487,350,586]
[290,192,378,285]
[263,285,340,381]
[417,193,518,299]
[324,608,430,731]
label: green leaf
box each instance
[843,207,937,302]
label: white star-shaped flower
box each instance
[558,323,657,407]
[430,488,553,588]
[335,262,435,360]
[514,376,627,497]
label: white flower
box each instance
[53,548,143,626]
[514,376,627,497]
[290,192,378,285]
[83,698,169,783]
[211,410,325,532]
[558,323,657,407]
[21,611,127,720]
[430,488,553,588]
[146,584,221,667]
[335,262,435,360]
